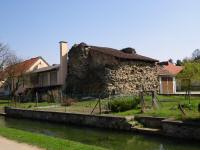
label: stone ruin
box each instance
[65,43,159,97]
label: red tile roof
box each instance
[157,61,183,76]
[2,57,40,78]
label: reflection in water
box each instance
[159,144,165,150]
[0,116,199,150]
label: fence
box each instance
[1,92,199,118]
[0,93,141,115]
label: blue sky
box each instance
[1,0,200,64]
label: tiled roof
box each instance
[3,57,40,77]
[157,61,183,76]
[77,43,158,63]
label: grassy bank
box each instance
[0,126,106,150]
[1,95,200,119]
[112,95,200,119]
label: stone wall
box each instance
[105,62,158,95]
[5,107,131,130]
[65,43,159,97]
[162,119,200,140]
[135,116,166,128]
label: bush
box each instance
[108,97,140,112]
[61,97,77,106]
[180,103,196,110]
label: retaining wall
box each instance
[4,107,200,141]
[5,107,131,130]
[135,116,200,141]
[135,116,166,128]
[162,119,200,140]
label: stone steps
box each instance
[131,126,162,135]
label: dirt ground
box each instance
[0,136,43,150]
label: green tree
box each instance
[177,62,200,103]
[192,49,200,60]
[168,58,173,63]
[176,59,182,66]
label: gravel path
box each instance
[0,136,43,150]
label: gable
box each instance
[28,57,49,72]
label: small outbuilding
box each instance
[157,61,183,94]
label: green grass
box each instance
[112,95,200,120]
[0,100,9,107]
[0,126,107,150]
[0,99,55,109]
[35,99,109,114]
[1,95,200,119]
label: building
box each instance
[0,41,68,101]
[65,43,159,97]
[158,61,183,94]
[27,41,68,101]
[0,57,49,96]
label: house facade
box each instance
[0,41,68,101]
[0,57,49,96]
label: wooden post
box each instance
[178,104,186,117]
[151,91,154,107]
[14,96,16,108]
[140,91,145,113]
[152,91,159,109]
[99,97,101,114]
[36,92,39,107]
[60,90,63,103]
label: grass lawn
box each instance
[0,99,55,109]
[112,95,200,119]
[0,99,9,107]
[0,126,106,150]
[1,95,200,119]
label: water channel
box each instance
[0,116,199,150]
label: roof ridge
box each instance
[80,43,158,62]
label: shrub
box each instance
[61,97,77,106]
[180,103,196,110]
[108,97,140,112]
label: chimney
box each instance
[59,41,68,86]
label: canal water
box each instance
[0,116,199,150]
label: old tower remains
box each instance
[65,43,159,97]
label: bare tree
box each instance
[0,42,24,105]
[0,43,10,70]
[3,52,24,106]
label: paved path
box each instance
[0,136,43,150]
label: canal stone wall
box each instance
[5,107,200,141]
[5,107,131,130]
[162,119,200,141]
[135,116,166,128]
[135,116,200,141]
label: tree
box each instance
[177,62,200,103]
[168,58,173,64]
[0,43,10,70]
[176,59,182,66]
[0,42,23,105]
[3,52,23,105]
[192,49,200,61]
[182,57,192,63]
